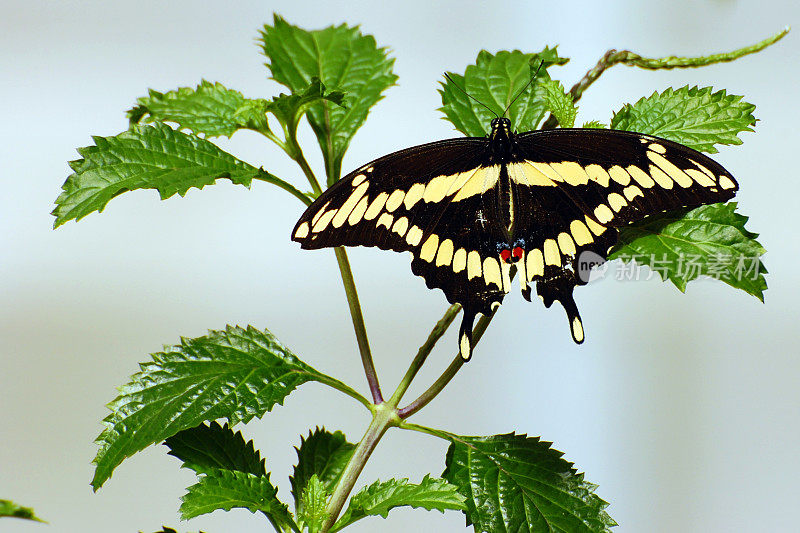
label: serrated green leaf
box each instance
[582,120,607,129]
[290,428,355,515]
[180,468,295,529]
[439,48,569,137]
[164,421,266,477]
[0,500,45,522]
[611,86,756,153]
[260,15,397,184]
[127,80,269,137]
[331,475,466,531]
[298,475,329,532]
[267,78,346,137]
[53,123,310,227]
[92,325,355,490]
[540,78,577,128]
[609,202,767,300]
[443,433,616,533]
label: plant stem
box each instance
[387,303,461,407]
[398,311,496,418]
[313,374,372,410]
[321,404,399,532]
[541,28,789,130]
[284,132,383,404]
[333,246,383,403]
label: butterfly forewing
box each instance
[292,122,739,360]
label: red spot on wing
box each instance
[512,247,524,260]
[500,249,512,263]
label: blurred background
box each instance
[2,0,798,531]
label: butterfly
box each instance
[291,117,738,360]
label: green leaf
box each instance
[0,500,45,522]
[164,421,266,477]
[290,428,355,514]
[582,120,607,129]
[439,47,569,137]
[611,86,756,153]
[331,476,466,531]
[609,203,767,300]
[127,80,269,138]
[540,78,577,128]
[298,475,329,533]
[267,78,345,137]
[260,15,397,184]
[180,468,295,529]
[443,433,615,533]
[92,325,356,490]
[53,123,309,227]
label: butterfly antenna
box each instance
[501,60,545,118]
[444,73,498,119]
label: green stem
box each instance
[321,404,399,532]
[283,128,382,403]
[398,311,496,418]
[314,374,372,411]
[334,247,383,403]
[541,27,789,129]
[288,139,324,196]
[387,303,461,406]
[398,420,456,442]
[252,174,313,206]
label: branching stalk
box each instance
[387,303,461,406]
[399,311,496,418]
[320,404,399,532]
[541,27,788,129]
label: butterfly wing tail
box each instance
[536,275,585,344]
[458,310,477,361]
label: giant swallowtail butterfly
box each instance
[292,118,738,360]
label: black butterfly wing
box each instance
[507,128,738,343]
[292,137,508,359]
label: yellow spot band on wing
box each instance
[419,234,439,262]
[467,251,482,279]
[586,164,611,187]
[404,183,425,209]
[483,257,502,288]
[385,189,405,212]
[544,239,561,266]
[509,162,557,186]
[453,165,501,202]
[376,212,393,230]
[348,196,370,225]
[294,221,310,239]
[452,248,467,273]
[557,232,576,256]
[332,181,369,227]
[406,226,423,246]
[364,192,388,220]
[435,238,454,266]
[526,248,544,279]
[391,216,409,237]
[626,165,655,188]
[550,161,589,186]
[570,219,593,246]
[647,151,693,188]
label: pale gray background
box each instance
[2,1,798,531]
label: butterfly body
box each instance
[293,119,738,360]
